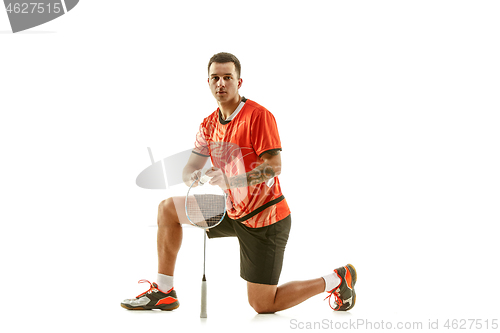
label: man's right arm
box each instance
[182,152,209,186]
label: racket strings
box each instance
[186,194,226,228]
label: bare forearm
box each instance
[229,162,279,188]
[197,151,282,190]
[182,166,197,186]
[183,153,209,187]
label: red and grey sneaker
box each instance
[325,264,357,311]
[121,280,179,311]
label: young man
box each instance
[121,52,357,313]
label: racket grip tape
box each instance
[200,276,207,318]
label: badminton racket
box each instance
[185,170,227,318]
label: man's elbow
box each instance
[271,164,282,177]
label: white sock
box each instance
[322,272,341,292]
[157,273,174,292]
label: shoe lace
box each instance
[324,288,342,310]
[135,279,156,298]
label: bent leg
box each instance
[157,196,192,276]
[247,278,325,314]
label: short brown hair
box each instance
[208,52,241,79]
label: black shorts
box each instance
[206,214,291,285]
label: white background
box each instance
[1,1,499,332]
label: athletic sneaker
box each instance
[121,279,179,311]
[325,264,357,311]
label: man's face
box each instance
[208,62,242,103]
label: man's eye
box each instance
[224,76,231,80]
[212,77,219,81]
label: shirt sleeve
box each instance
[192,122,210,157]
[250,109,282,157]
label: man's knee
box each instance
[158,198,176,227]
[247,284,277,314]
[248,297,275,314]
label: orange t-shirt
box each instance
[193,97,290,228]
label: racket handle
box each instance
[200,276,207,318]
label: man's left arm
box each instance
[206,150,282,189]
[233,150,281,188]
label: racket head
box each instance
[185,179,227,229]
